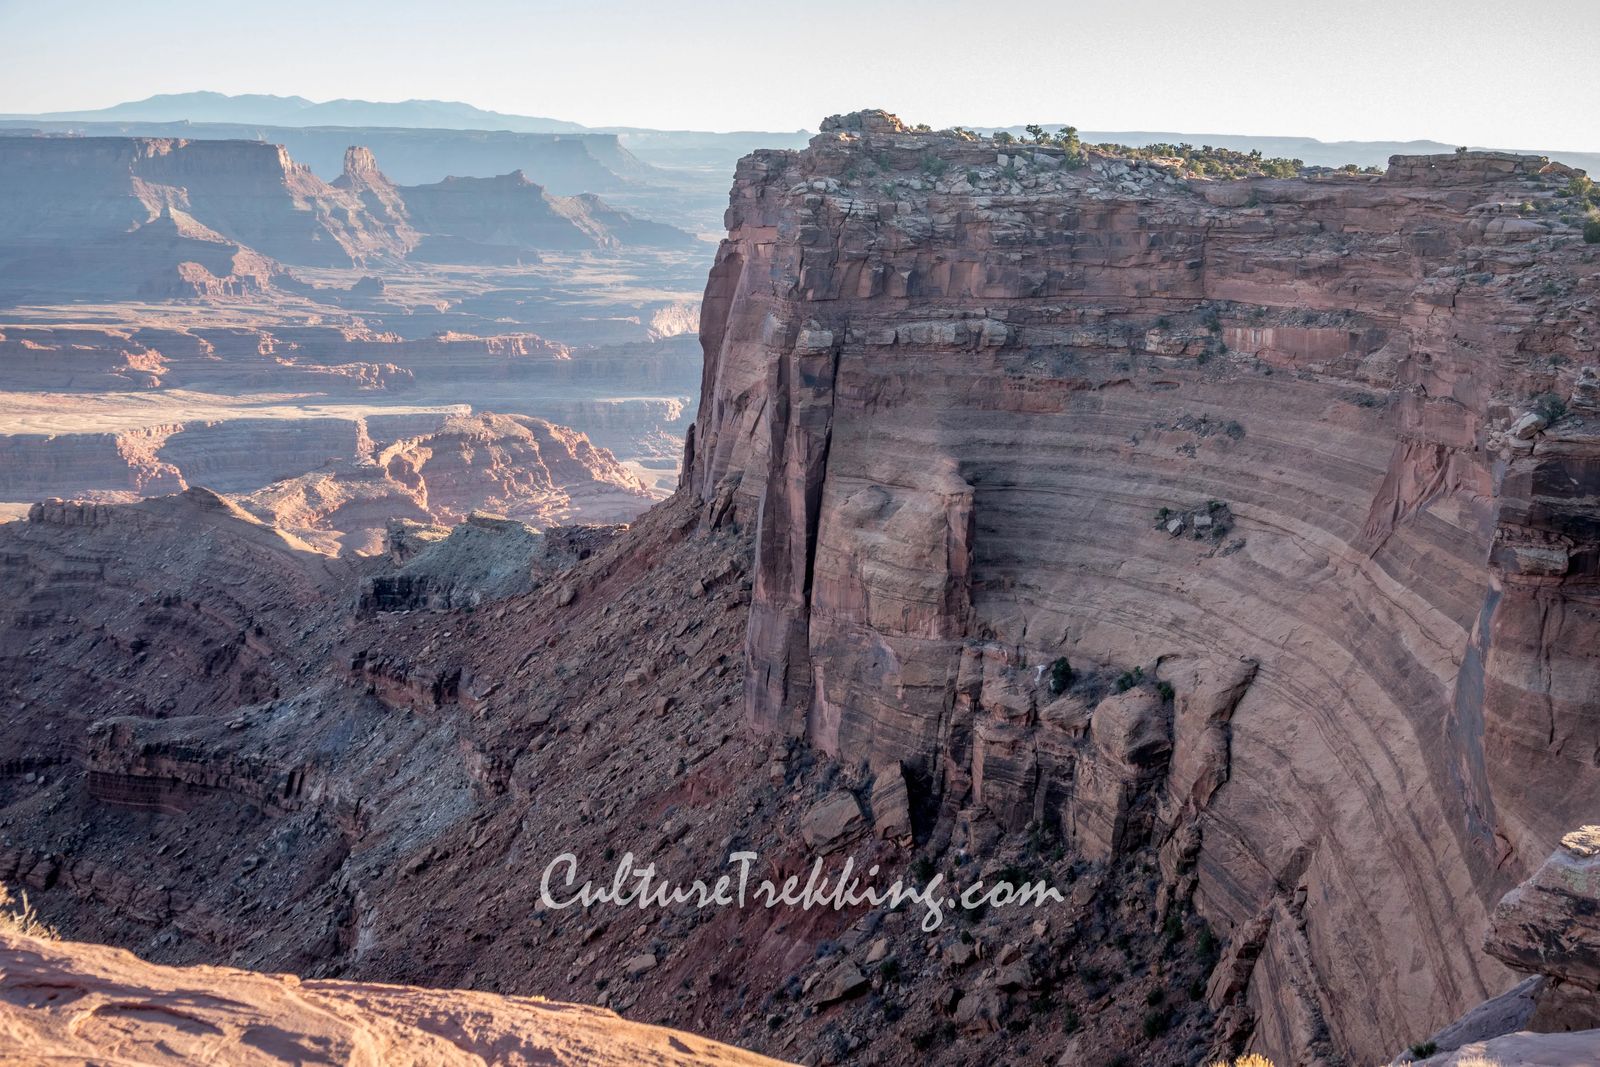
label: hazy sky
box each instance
[2,0,1597,149]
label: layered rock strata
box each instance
[688,110,1600,1063]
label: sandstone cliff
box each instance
[687,110,1600,1064]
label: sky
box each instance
[1,0,1597,150]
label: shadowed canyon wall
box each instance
[687,111,1600,1063]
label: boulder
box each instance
[800,791,866,853]
[1511,411,1549,439]
[952,986,1005,1032]
[810,958,868,1005]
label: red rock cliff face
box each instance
[688,111,1600,1063]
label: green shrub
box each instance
[1533,393,1569,424]
[1114,666,1145,693]
[1408,1041,1438,1059]
[1049,656,1074,694]
[1585,214,1600,244]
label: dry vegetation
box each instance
[0,883,56,939]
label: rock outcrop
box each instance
[332,145,419,248]
[235,412,653,552]
[0,931,791,1066]
[1392,827,1600,1063]
[1486,826,1600,993]
[356,514,625,613]
[0,410,652,552]
[687,110,1600,1064]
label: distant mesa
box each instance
[0,134,699,298]
[401,169,701,261]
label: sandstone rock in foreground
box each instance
[0,930,792,1066]
[1423,1030,1600,1066]
[1486,826,1600,992]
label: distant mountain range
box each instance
[2,91,592,134]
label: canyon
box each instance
[2,109,1599,1067]
[0,130,710,543]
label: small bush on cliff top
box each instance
[1565,175,1598,203]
